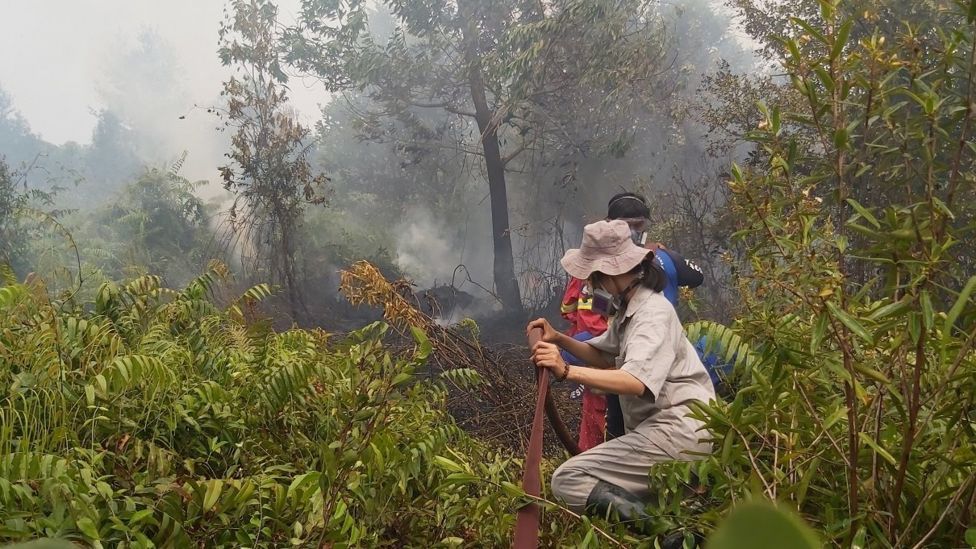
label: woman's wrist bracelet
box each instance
[557,363,571,382]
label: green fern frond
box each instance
[685,320,761,380]
[228,283,275,319]
[125,274,163,297]
[83,246,118,262]
[97,354,174,395]
[438,368,484,391]
[0,263,16,286]
[260,361,317,414]
[241,283,274,303]
[276,329,316,355]
[94,282,119,314]
[182,262,230,302]
[172,298,220,322]
[0,284,27,309]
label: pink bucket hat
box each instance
[560,220,651,280]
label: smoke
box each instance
[394,208,454,288]
[393,205,494,294]
[0,0,761,322]
[94,29,226,194]
[0,0,324,196]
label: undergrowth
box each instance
[0,263,525,547]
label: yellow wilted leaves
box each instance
[339,261,426,332]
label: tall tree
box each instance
[219,0,328,320]
[286,0,673,312]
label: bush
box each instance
[0,263,521,547]
[685,1,976,546]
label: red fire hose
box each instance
[512,327,581,548]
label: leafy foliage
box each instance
[86,167,213,286]
[0,158,60,277]
[0,159,27,269]
[686,1,976,546]
[7,0,976,546]
[0,262,525,547]
[12,166,220,303]
[705,501,821,549]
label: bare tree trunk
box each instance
[458,0,522,312]
[274,198,305,323]
[280,221,301,321]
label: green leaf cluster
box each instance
[692,1,976,546]
[0,264,522,547]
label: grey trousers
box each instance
[551,405,712,511]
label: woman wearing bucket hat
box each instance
[527,219,715,535]
[559,192,707,451]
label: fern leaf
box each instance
[685,320,760,378]
[0,284,26,308]
[0,262,16,286]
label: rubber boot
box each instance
[584,481,701,548]
[584,480,655,534]
[659,530,703,549]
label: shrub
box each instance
[0,263,521,547]
[685,1,976,546]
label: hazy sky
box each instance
[0,1,327,146]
